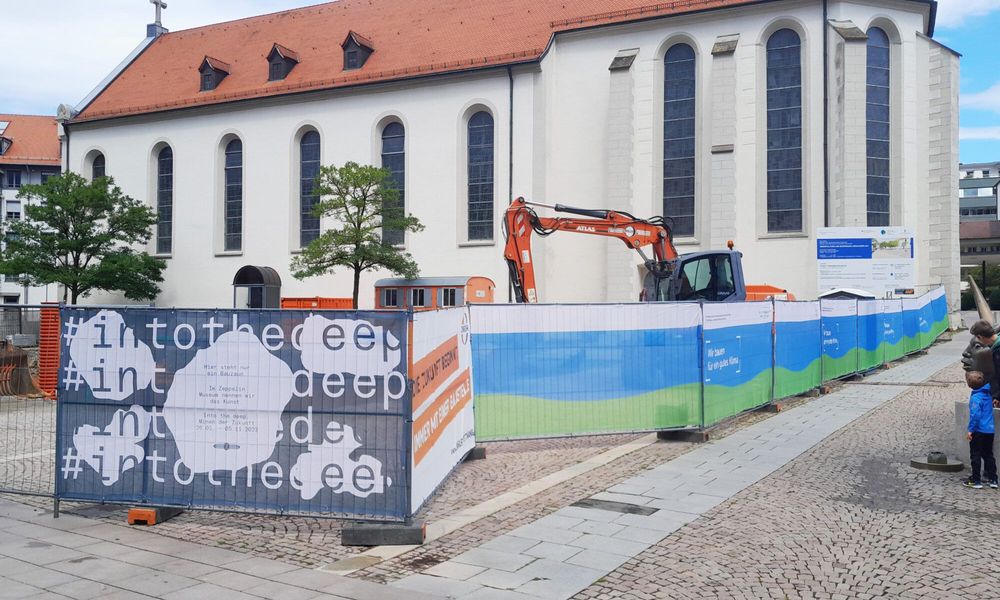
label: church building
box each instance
[61,0,959,313]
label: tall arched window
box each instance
[866,27,890,226]
[467,111,494,241]
[766,28,803,233]
[92,154,106,180]
[224,139,243,251]
[299,131,321,246]
[663,43,696,237]
[380,122,405,245]
[156,146,173,255]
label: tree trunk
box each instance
[352,268,361,309]
[70,287,78,305]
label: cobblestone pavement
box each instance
[387,336,973,599]
[578,352,997,598]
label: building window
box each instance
[382,288,399,308]
[468,111,495,240]
[156,146,173,255]
[410,288,427,308]
[199,58,229,92]
[4,171,20,189]
[984,170,991,178]
[766,29,803,233]
[224,139,243,251]
[2,296,18,304]
[381,122,405,246]
[41,172,53,184]
[6,199,21,221]
[966,171,975,178]
[441,288,458,307]
[300,131,321,247]
[92,154,105,180]
[866,27,891,227]
[346,50,359,69]
[663,43,696,237]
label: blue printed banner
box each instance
[56,308,409,520]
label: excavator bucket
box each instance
[0,342,46,398]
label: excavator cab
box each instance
[642,250,747,303]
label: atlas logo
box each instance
[575,226,597,233]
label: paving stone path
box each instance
[391,336,970,599]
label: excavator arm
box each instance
[503,197,680,303]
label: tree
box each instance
[290,162,424,308]
[0,172,166,304]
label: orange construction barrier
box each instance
[38,303,60,399]
[281,297,354,309]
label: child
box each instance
[964,370,997,489]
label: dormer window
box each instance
[267,44,299,82]
[341,31,374,71]
[199,56,231,92]
[0,137,10,156]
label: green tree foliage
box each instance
[290,162,424,308]
[0,173,166,304]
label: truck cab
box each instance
[641,250,747,303]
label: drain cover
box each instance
[570,498,656,516]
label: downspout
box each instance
[507,65,515,303]
[822,0,830,227]
[63,123,70,175]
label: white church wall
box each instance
[69,72,516,309]
[65,0,954,309]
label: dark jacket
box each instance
[970,383,995,434]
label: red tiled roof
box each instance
[961,221,1000,241]
[73,0,757,122]
[0,114,60,166]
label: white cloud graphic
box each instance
[298,315,401,377]
[289,423,392,500]
[67,310,156,401]
[163,330,294,474]
[73,405,150,485]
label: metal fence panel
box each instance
[470,303,702,440]
[857,301,884,371]
[773,301,822,399]
[56,307,410,520]
[821,300,860,381]
[702,302,774,426]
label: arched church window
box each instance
[866,27,891,227]
[299,131,321,246]
[92,154,106,180]
[156,146,173,255]
[663,43,696,237]
[467,111,494,241]
[381,122,405,246]
[766,28,803,233]
[224,138,243,251]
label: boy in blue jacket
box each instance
[965,370,997,489]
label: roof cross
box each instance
[150,0,167,27]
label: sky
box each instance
[2,0,998,164]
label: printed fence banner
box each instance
[880,299,905,363]
[702,302,774,426]
[857,301,884,371]
[773,301,821,399]
[901,297,923,355]
[470,303,702,440]
[821,300,859,381]
[56,308,409,520]
[410,307,475,513]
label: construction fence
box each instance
[42,306,474,520]
[470,287,949,441]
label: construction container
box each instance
[374,276,495,310]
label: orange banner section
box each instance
[412,335,460,413]
[412,369,472,466]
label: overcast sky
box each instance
[3,0,998,162]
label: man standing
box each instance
[970,320,1000,403]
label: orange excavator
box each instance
[503,197,792,303]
